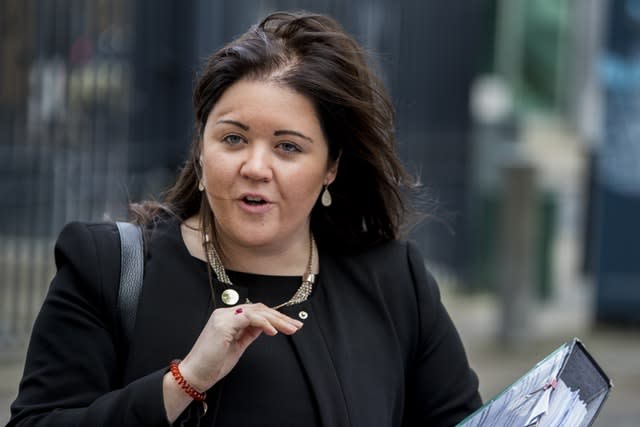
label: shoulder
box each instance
[335,238,441,314]
[56,220,118,241]
[34,222,125,342]
[333,239,434,284]
[55,221,119,247]
[54,219,170,266]
[54,221,119,268]
[52,221,121,296]
[323,239,440,309]
[331,239,408,265]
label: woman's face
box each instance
[200,79,337,252]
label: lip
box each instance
[239,192,272,203]
[236,192,274,214]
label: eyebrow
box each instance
[274,129,313,143]
[216,119,313,143]
[216,119,249,130]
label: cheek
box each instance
[201,153,234,186]
[282,170,325,201]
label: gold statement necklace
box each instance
[204,232,316,310]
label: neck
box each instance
[216,232,315,276]
[183,215,317,276]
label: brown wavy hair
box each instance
[132,11,417,253]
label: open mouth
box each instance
[242,196,268,206]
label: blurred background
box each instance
[1,0,639,425]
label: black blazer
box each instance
[9,220,481,426]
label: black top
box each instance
[9,218,482,427]
[210,271,320,426]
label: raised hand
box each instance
[176,303,303,393]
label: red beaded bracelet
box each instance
[169,359,207,402]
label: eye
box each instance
[277,141,301,153]
[222,134,245,145]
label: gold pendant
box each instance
[221,289,240,305]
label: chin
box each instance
[229,229,280,247]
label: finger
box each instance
[269,309,304,329]
[227,304,303,338]
[243,308,304,336]
[242,310,279,336]
[256,310,303,335]
[246,303,304,330]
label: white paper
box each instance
[458,344,579,427]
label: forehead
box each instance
[206,79,322,132]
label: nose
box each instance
[240,144,273,182]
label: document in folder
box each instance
[457,338,612,427]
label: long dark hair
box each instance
[132,11,418,253]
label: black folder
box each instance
[458,338,612,426]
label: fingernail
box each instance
[235,307,243,315]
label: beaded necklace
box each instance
[204,232,315,310]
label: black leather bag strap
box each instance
[115,221,144,344]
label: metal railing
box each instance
[0,0,134,349]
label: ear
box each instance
[324,155,340,186]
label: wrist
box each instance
[162,372,195,424]
[168,359,207,401]
[179,355,221,393]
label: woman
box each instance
[9,11,481,426]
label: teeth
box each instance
[245,196,263,202]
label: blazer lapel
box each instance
[281,253,351,427]
[282,301,351,426]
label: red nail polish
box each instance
[235,307,243,315]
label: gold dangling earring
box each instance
[198,179,204,192]
[321,185,332,207]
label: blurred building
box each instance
[593,0,640,324]
[468,0,640,327]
